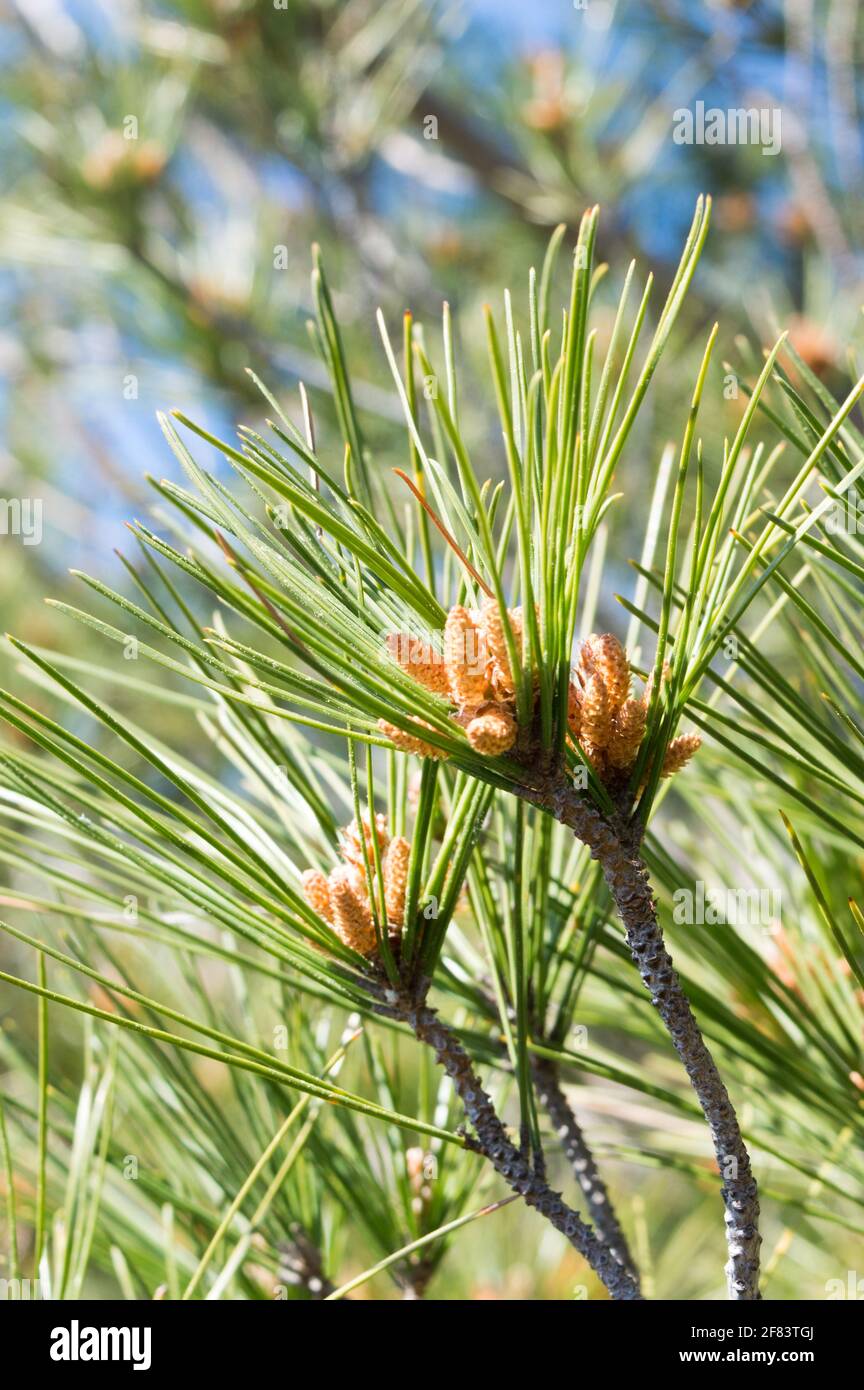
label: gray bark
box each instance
[527,780,761,1301]
[382,987,642,1300]
[279,1225,338,1299]
[532,1056,640,1289]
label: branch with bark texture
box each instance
[526,779,761,1300]
[278,1225,338,1299]
[469,978,638,1287]
[374,984,641,1300]
[532,1056,640,1288]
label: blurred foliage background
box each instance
[4,0,862,586]
[1,0,863,1300]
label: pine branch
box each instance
[278,1226,338,1300]
[528,779,761,1301]
[398,1259,435,1300]
[531,1056,640,1288]
[374,983,642,1301]
[468,975,639,1285]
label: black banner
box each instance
[2,1296,857,1375]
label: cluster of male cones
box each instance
[301,815,409,958]
[568,634,700,786]
[380,599,526,758]
[379,602,700,788]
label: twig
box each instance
[531,1055,640,1288]
[527,778,761,1300]
[376,984,642,1300]
[398,1258,435,1299]
[278,1225,338,1300]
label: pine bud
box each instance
[328,865,377,956]
[580,633,630,710]
[342,815,390,870]
[580,672,612,752]
[606,697,647,770]
[661,732,701,778]
[444,605,488,706]
[567,680,583,741]
[480,598,522,690]
[378,719,449,760]
[300,869,334,925]
[406,1147,425,1190]
[465,701,517,755]
[384,632,449,695]
[384,835,411,927]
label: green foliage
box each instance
[1,206,864,1300]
